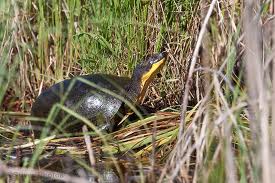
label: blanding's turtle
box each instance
[31,52,166,133]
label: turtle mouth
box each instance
[149,52,167,64]
[138,53,166,102]
[141,53,166,87]
[141,58,165,86]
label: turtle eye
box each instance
[147,63,153,70]
[149,54,161,64]
[148,57,155,64]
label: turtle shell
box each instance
[31,74,131,133]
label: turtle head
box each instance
[130,52,167,102]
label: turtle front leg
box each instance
[92,114,115,133]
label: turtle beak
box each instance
[151,52,167,64]
[141,53,166,86]
[138,53,167,102]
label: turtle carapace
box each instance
[31,52,166,133]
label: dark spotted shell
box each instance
[31,74,131,132]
